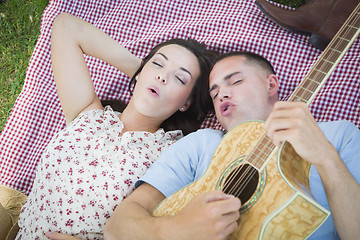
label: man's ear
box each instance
[267,74,279,97]
[180,99,192,111]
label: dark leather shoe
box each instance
[255,0,358,50]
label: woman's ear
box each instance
[179,99,192,111]
[267,74,279,97]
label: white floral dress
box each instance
[16,106,182,239]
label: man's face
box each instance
[209,56,277,131]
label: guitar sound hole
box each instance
[222,163,259,204]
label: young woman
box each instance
[14,12,216,239]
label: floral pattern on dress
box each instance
[16,106,182,239]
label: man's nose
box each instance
[219,89,231,102]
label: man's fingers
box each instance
[221,221,239,239]
[203,190,234,203]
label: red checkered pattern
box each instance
[0,0,359,195]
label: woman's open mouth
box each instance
[148,86,159,97]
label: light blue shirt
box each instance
[138,120,360,240]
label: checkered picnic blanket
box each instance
[1,0,359,195]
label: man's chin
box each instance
[222,121,236,132]
[224,118,250,132]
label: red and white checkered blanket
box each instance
[1,0,359,195]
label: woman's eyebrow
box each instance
[180,67,192,77]
[156,52,168,60]
[155,52,192,77]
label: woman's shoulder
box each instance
[162,129,183,141]
[66,105,123,131]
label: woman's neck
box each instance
[118,105,162,134]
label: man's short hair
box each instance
[212,51,276,75]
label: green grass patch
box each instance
[0,0,49,132]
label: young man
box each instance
[104,52,360,240]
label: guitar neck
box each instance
[289,3,360,105]
[247,4,360,171]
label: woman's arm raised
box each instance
[51,13,141,124]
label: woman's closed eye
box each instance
[175,75,185,85]
[152,61,163,67]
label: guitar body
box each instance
[153,6,360,237]
[153,121,330,239]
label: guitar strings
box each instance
[222,138,263,194]
[290,4,359,103]
[224,135,275,196]
[221,134,271,195]
[222,8,359,199]
[223,135,274,197]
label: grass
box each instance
[0,0,49,132]
[0,0,304,133]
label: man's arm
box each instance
[265,101,360,240]
[104,183,241,240]
[319,151,360,240]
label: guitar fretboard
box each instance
[289,6,360,104]
[248,4,360,170]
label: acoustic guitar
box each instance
[153,4,360,239]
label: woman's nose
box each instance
[156,75,166,84]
